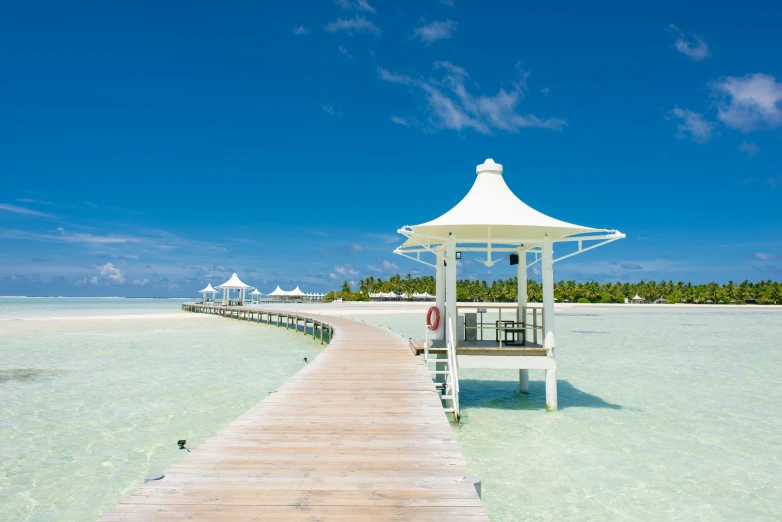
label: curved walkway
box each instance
[100,308,487,521]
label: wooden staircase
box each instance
[423,317,461,421]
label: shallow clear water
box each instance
[3,300,781,521]
[339,306,782,521]
[0,299,322,521]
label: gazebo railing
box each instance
[455,305,544,345]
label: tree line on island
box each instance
[324,275,782,304]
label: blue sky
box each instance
[1,0,781,297]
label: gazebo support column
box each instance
[435,248,446,341]
[542,235,557,411]
[517,249,529,393]
[445,239,457,347]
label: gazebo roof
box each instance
[632,294,643,300]
[199,283,218,293]
[250,289,262,296]
[399,158,613,246]
[216,273,252,290]
[268,285,287,296]
[288,286,306,297]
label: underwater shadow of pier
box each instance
[459,379,622,411]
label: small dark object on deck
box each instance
[177,440,190,452]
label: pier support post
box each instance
[542,235,557,411]
[545,369,557,410]
[519,369,529,394]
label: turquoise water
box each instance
[2,300,780,520]
[339,306,782,521]
[0,299,322,521]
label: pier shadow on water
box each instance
[459,379,622,411]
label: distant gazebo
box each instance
[199,283,219,303]
[216,273,252,306]
[249,289,263,302]
[631,294,645,304]
[395,158,624,412]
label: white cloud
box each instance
[335,0,375,13]
[390,115,411,127]
[541,87,551,97]
[440,0,455,6]
[667,25,710,61]
[377,62,565,134]
[321,103,341,116]
[711,73,782,132]
[738,141,760,157]
[0,203,55,218]
[348,244,364,252]
[329,272,337,279]
[132,278,149,286]
[754,252,776,260]
[667,107,715,144]
[337,45,353,58]
[333,263,359,276]
[381,260,399,271]
[412,20,457,45]
[96,263,125,284]
[767,176,782,189]
[325,15,381,36]
[292,25,310,35]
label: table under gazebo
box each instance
[395,158,624,413]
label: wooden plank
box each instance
[100,308,485,521]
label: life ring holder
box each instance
[426,306,440,331]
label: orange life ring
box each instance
[426,306,440,331]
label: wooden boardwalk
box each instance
[100,306,487,521]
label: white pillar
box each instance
[542,234,557,410]
[435,249,446,341]
[519,369,529,394]
[517,249,529,393]
[445,238,457,347]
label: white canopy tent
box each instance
[216,273,253,306]
[394,158,624,410]
[199,283,219,303]
[267,286,288,297]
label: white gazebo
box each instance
[216,273,253,306]
[268,286,288,299]
[288,286,306,299]
[249,289,263,302]
[631,294,645,304]
[395,158,624,412]
[199,283,219,303]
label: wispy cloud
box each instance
[325,15,381,36]
[754,252,777,260]
[667,107,715,143]
[440,0,455,6]
[667,25,710,61]
[0,203,56,219]
[333,263,359,277]
[738,141,760,157]
[292,25,311,36]
[766,176,782,188]
[337,45,353,58]
[390,115,412,127]
[17,198,59,207]
[377,62,565,134]
[321,103,341,116]
[335,0,375,13]
[711,73,782,132]
[411,20,457,45]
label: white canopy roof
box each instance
[199,283,218,294]
[288,286,306,297]
[632,294,643,300]
[250,289,262,296]
[216,273,252,290]
[268,285,287,296]
[399,159,613,247]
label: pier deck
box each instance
[100,305,487,521]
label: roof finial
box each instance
[476,158,503,175]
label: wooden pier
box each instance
[99,304,487,521]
